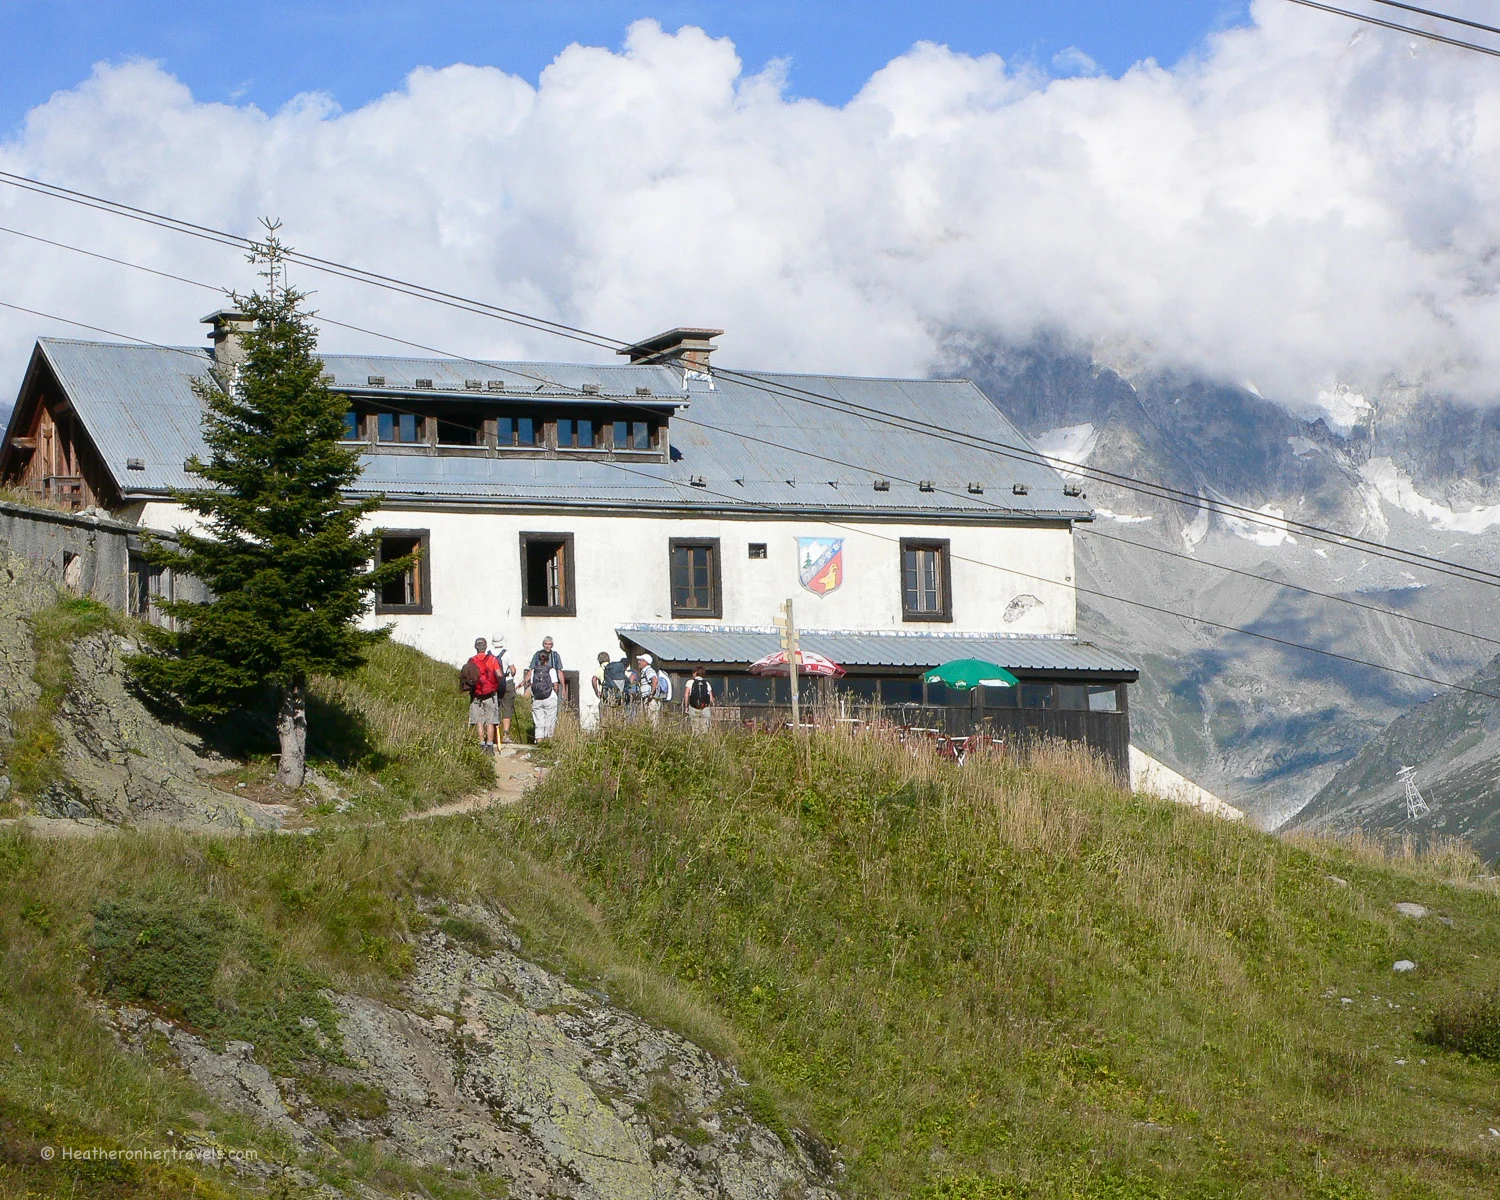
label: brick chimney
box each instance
[618,328,723,373]
[202,308,254,373]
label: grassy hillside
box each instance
[5,616,1500,1198]
[505,724,1500,1199]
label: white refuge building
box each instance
[1,318,1137,770]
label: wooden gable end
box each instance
[0,347,121,512]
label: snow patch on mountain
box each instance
[1316,387,1372,436]
[1360,457,1500,534]
[1095,508,1152,525]
[1032,424,1098,479]
[1181,501,1210,551]
[1220,503,1297,547]
[1286,436,1320,457]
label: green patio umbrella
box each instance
[922,658,1020,691]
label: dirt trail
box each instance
[3,746,542,838]
[402,744,540,821]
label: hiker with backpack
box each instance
[593,651,633,711]
[525,635,566,742]
[684,664,715,735]
[635,653,663,724]
[459,637,503,752]
[491,632,518,743]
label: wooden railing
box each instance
[713,703,1130,781]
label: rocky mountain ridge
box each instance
[1291,652,1500,862]
[958,339,1500,830]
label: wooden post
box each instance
[775,597,800,730]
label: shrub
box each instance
[1421,993,1500,1062]
[90,898,343,1071]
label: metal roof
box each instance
[616,625,1138,678]
[23,338,1091,521]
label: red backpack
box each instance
[469,653,500,698]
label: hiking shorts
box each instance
[469,694,500,725]
[497,690,515,718]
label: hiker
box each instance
[684,664,715,735]
[492,632,518,743]
[525,635,566,742]
[591,652,611,702]
[635,653,660,724]
[459,637,502,752]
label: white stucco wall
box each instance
[132,500,1080,724]
[1129,746,1244,822]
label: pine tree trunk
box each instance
[275,678,308,789]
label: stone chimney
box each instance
[618,327,723,373]
[201,308,254,373]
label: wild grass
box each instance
[1281,827,1491,887]
[303,638,497,814]
[192,638,499,819]
[3,594,119,800]
[0,486,75,514]
[504,721,1500,1199]
[0,814,744,1199]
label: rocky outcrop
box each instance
[39,629,277,830]
[0,549,275,831]
[110,904,840,1200]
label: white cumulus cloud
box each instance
[4,3,1500,420]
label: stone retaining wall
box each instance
[0,498,203,618]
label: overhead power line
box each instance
[599,455,1500,705]
[1367,0,1500,38]
[1281,0,1500,57]
[5,282,1498,703]
[4,190,1499,598]
[8,221,1500,660]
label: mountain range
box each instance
[960,339,1500,831]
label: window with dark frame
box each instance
[670,538,722,617]
[556,417,597,448]
[748,542,767,559]
[611,419,652,450]
[375,529,431,614]
[341,410,361,441]
[498,416,538,447]
[520,533,575,615]
[900,538,952,621]
[376,412,424,444]
[435,416,481,446]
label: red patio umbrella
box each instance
[748,649,845,678]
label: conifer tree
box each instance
[130,223,402,787]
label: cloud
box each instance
[4,4,1500,421]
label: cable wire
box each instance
[7,224,1500,655]
[7,168,1500,589]
[1367,0,1500,38]
[1281,0,1500,56]
[8,277,1500,700]
[597,453,1500,703]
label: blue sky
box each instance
[0,1,1250,133]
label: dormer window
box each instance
[436,417,481,446]
[611,420,652,451]
[335,395,669,460]
[376,413,423,443]
[498,416,538,447]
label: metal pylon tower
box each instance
[1396,765,1430,820]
